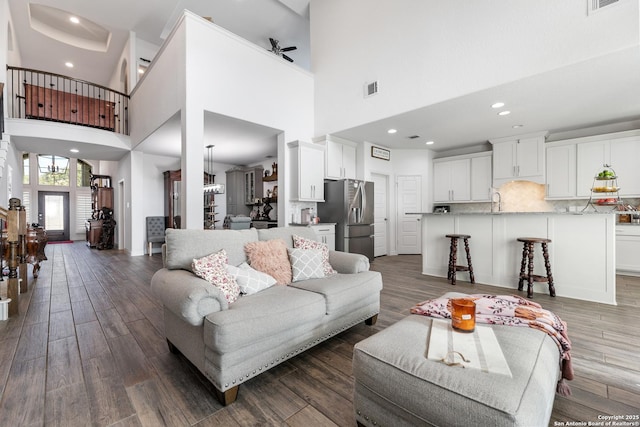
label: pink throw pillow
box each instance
[293,234,336,276]
[244,239,292,285]
[192,249,240,304]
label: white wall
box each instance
[310,0,640,136]
[361,143,432,255]
[0,138,22,206]
[128,11,314,252]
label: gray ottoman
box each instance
[353,314,560,427]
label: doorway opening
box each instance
[38,191,70,241]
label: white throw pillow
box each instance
[288,248,325,282]
[226,262,277,295]
[292,234,336,276]
[192,249,240,304]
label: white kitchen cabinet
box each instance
[470,154,492,201]
[576,140,609,197]
[546,143,576,199]
[288,140,325,202]
[576,135,640,197]
[490,133,546,187]
[610,137,640,196]
[616,225,640,275]
[323,136,357,180]
[310,223,336,250]
[433,158,471,202]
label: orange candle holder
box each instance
[451,298,476,333]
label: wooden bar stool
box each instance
[517,237,556,298]
[445,234,475,285]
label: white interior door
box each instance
[372,173,389,257]
[396,175,422,254]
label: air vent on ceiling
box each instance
[588,0,620,14]
[407,135,421,139]
[364,81,378,97]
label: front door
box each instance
[38,191,70,241]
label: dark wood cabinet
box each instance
[164,170,181,229]
[85,219,103,248]
[164,169,217,229]
[87,175,114,249]
[94,188,113,211]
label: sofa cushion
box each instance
[192,250,240,304]
[204,285,326,352]
[288,248,325,282]
[226,262,276,295]
[293,234,336,276]
[165,228,258,271]
[289,271,383,316]
[245,239,292,285]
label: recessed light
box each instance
[491,102,505,109]
[69,16,80,24]
[387,129,397,134]
[65,62,74,68]
[498,110,511,116]
[138,67,145,74]
[512,124,523,129]
[70,148,79,153]
[425,141,435,145]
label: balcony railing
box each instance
[6,66,129,135]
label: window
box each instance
[22,191,31,225]
[75,190,92,233]
[23,153,29,185]
[77,159,92,187]
[38,155,70,186]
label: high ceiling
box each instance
[7,1,640,164]
[8,0,309,165]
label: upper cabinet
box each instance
[244,166,264,204]
[315,135,357,180]
[546,129,640,199]
[490,132,547,187]
[545,143,576,199]
[470,154,493,201]
[433,158,470,202]
[288,140,325,202]
[576,140,610,197]
[576,134,640,197]
[433,152,491,203]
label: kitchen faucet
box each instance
[491,190,502,212]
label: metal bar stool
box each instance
[517,237,556,298]
[445,234,475,285]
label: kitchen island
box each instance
[413,211,616,305]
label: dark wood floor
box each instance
[0,243,638,426]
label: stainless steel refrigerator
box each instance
[317,179,374,260]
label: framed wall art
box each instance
[371,146,390,161]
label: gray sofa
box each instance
[151,226,383,405]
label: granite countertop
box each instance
[289,222,336,226]
[409,211,618,216]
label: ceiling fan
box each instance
[269,38,296,62]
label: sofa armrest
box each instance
[328,251,370,274]
[151,268,228,326]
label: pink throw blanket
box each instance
[411,294,573,396]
